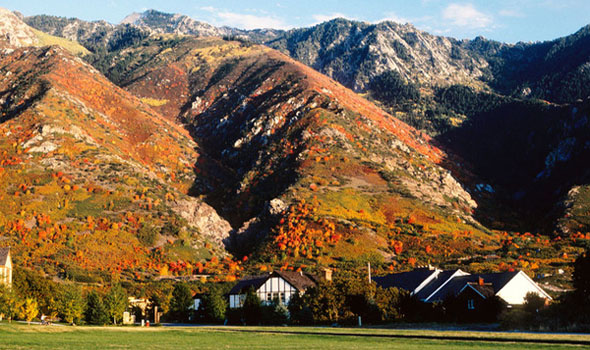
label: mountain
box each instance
[120,9,284,43]
[82,34,505,268]
[24,9,284,55]
[24,10,590,108]
[23,14,149,54]
[0,8,88,55]
[23,13,493,134]
[4,8,585,286]
[262,17,590,235]
[464,26,590,103]
[0,13,236,283]
[266,18,490,92]
[438,94,590,233]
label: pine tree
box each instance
[169,283,193,322]
[85,291,109,325]
[200,288,227,323]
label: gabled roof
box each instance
[228,275,268,295]
[372,268,438,293]
[373,267,538,304]
[275,271,317,292]
[415,269,466,301]
[426,271,521,302]
[228,271,317,295]
[460,283,496,299]
[0,247,9,266]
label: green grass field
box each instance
[0,324,586,350]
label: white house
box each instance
[190,293,203,311]
[0,247,12,287]
[228,270,321,308]
[373,267,551,305]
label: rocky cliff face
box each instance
[120,10,221,36]
[23,15,148,53]
[0,7,39,47]
[267,18,490,92]
[120,9,284,43]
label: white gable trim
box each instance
[228,273,301,308]
[496,270,552,303]
[411,269,441,296]
[423,269,470,302]
[458,284,488,299]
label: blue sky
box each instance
[4,0,590,43]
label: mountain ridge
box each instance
[0,8,585,288]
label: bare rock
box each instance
[173,198,233,246]
[268,198,287,216]
[28,141,58,153]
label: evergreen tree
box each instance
[573,249,590,306]
[85,290,109,325]
[199,288,227,323]
[241,287,262,325]
[287,291,313,325]
[169,283,193,322]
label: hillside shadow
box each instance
[0,82,49,123]
[179,62,309,241]
[435,99,590,233]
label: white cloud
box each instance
[196,6,289,30]
[216,11,288,29]
[377,13,434,26]
[442,3,493,29]
[377,11,411,24]
[200,6,216,13]
[311,12,351,24]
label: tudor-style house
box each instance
[229,270,327,308]
[373,266,551,314]
[0,247,12,287]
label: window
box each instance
[267,293,273,301]
[280,292,286,304]
[467,299,475,310]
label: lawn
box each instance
[0,324,586,350]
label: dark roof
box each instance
[275,271,317,292]
[426,275,473,302]
[0,247,9,266]
[415,269,462,300]
[228,271,317,295]
[372,268,438,292]
[463,283,496,299]
[228,275,268,295]
[426,271,520,302]
[471,271,520,293]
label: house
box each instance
[190,293,204,312]
[229,270,325,308]
[373,267,551,306]
[448,279,502,322]
[0,247,12,287]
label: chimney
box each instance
[323,268,332,282]
[478,277,484,286]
